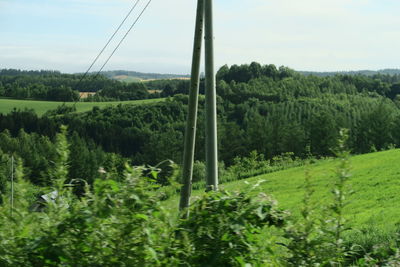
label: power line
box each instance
[76,0,141,87]
[93,0,153,79]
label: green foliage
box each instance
[281,131,352,266]
[347,226,400,266]
[144,79,190,97]
[2,64,400,265]
[328,129,353,264]
[0,98,163,116]
[1,132,400,265]
[0,126,125,187]
[98,82,150,101]
[3,62,400,171]
[187,152,307,191]
[43,103,76,116]
[0,137,171,266]
[219,149,400,243]
[0,150,10,204]
[221,151,306,184]
[191,160,206,183]
[52,126,69,185]
[0,133,289,266]
[176,190,287,266]
[0,69,180,102]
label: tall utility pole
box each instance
[179,0,205,213]
[204,0,218,191]
[179,0,218,213]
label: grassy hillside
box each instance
[0,98,164,116]
[171,149,400,233]
[113,75,143,83]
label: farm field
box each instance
[168,149,400,233]
[0,98,164,116]
[113,75,143,83]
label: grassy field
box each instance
[0,98,164,116]
[113,75,143,83]
[169,149,400,233]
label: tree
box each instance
[249,61,262,79]
[354,102,395,152]
[216,64,229,81]
[308,111,338,156]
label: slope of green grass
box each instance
[113,75,143,83]
[226,149,400,231]
[170,149,400,233]
[0,98,164,116]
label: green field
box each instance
[170,149,400,233]
[0,98,164,116]
[113,75,143,83]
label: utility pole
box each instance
[179,0,219,213]
[179,0,205,213]
[204,0,218,191]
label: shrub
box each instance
[283,129,354,266]
[2,127,400,266]
[176,190,287,266]
[0,127,173,266]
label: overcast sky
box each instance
[1,0,400,74]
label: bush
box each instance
[192,160,206,183]
[175,190,287,266]
[0,165,173,266]
[1,128,400,266]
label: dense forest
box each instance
[1,62,400,188]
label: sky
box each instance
[1,0,400,74]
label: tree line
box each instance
[1,63,400,186]
[0,123,125,198]
[0,69,160,102]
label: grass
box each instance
[0,98,164,116]
[113,75,143,83]
[168,149,400,233]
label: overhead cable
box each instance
[76,0,141,87]
[93,0,153,79]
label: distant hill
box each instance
[0,69,62,76]
[299,69,400,77]
[99,70,190,83]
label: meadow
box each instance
[0,98,163,116]
[168,149,400,234]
